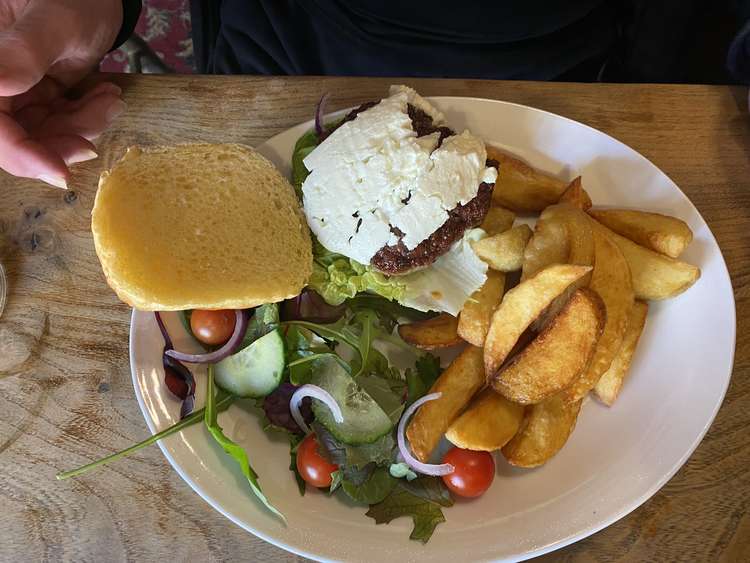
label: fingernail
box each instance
[105,100,127,123]
[37,175,68,190]
[100,82,122,96]
[65,149,98,166]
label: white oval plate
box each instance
[130,97,735,562]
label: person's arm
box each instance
[0,0,139,188]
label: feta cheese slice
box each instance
[399,229,488,315]
[301,86,497,264]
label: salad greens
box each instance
[205,364,284,522]
[366,477,454,543]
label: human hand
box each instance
[0,0,125,188]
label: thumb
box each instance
[0,2,68,97]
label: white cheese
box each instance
[301,86,497,264]
[399,229,489,315]
[389,84,447,125]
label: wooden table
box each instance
[0,76,748,562]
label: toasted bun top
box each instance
[91,143,312,311]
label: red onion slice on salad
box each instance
[397,392,455,477]
[314,92,330,139]
[165,309,248,364]
[290,384,343,435]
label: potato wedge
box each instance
[589,209,692,258]
[486,145,568,212]
[522,204,595,332]
[492,288,605,404]
[562,227,634,403]
[501,394,582,467]
[558,176,592,211]
[590,219,700,300]
[481,206,516,236]
[457,270,506,347]
[521,203,594,282]
[484,264,593,377]
[521,210,568,281]
[398,313,463,350]
[445,389,524,451]
[471,225,533,272]
[406,345,485,462]
[594,301,649,405]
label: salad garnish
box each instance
[396,392,455,477]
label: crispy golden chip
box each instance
[483,264,592,377]
[522,203,595,332]
[501,394,582,467]
[562,227,634,403]
[486,145,568,212]
[406,346,485,462]
[558,176,592,211]
[445,389,524,451]
[492,288,605,404]
[521,203,594,282]
[481,206,516,236]
[457,270,506,347]
[589,209,692,258]
[594,301,649,405]
[590,220,700,300]
[471,225,533,272]
[398,313,463,350]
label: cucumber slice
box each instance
[311,357,393,445]
[214,329,284,398]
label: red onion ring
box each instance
[314,92,330,139]
[154,311,173,350]
[290,384,343,435]
[397,392,455,476]
[165,310,247,364]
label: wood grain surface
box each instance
[0,75,748,562]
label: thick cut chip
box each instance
[492,288,605,404]
[457,270,506,347]
[558,176,592,210]
[486,145,568,212]
[471,225,533,272]
[398,313,463,349]
[562,227,634,403]
[521,203,594,282]
[522,203,595,332]
[484,264,592,377]
[594,301,649,405]
[445,389,524,451]
[590,220,700,300]
[589,209,692,258]
[406,346,486,462]
[481,206,516,236]
[501,394,582,467]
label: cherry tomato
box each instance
[441,447,495,498]
[190,309,236,346]
[296,433,339,488]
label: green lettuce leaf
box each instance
[405,353,442,406]
[291,128,318,197]
[205,365,285,522]
[310,239,406,306]
[342,466,398,505]
[365,481,449,543]
[288,434,306,496]
[314,422,396,469]
[240,303,279,350]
